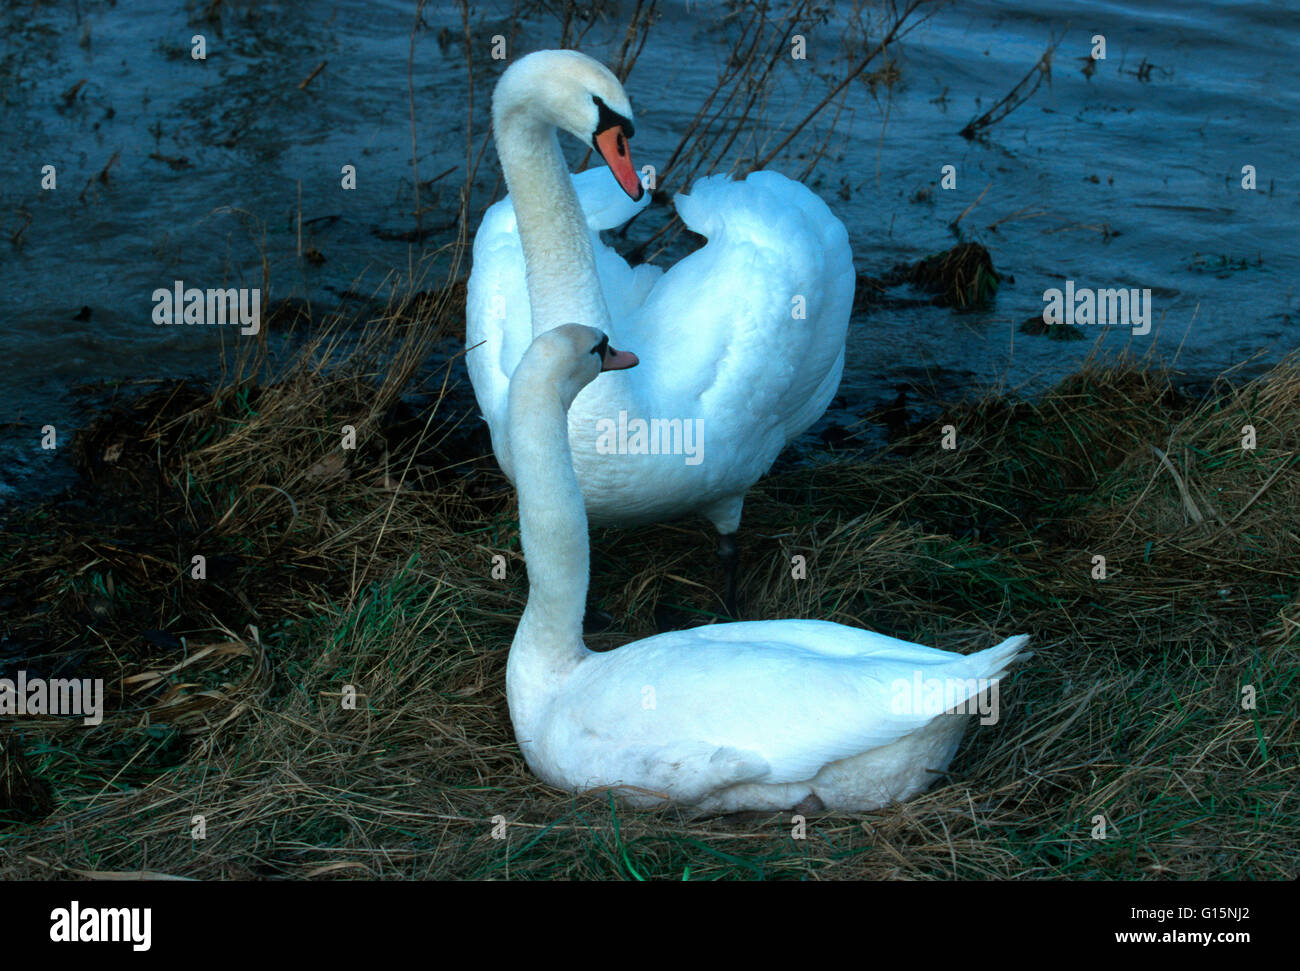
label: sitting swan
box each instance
[467,49,855,611]
[506,324,1030,813]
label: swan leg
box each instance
[702,494,745,618]
[717,532,740,618]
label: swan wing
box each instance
[556,630,1027,789]
[619,171,854,458]
[469,169,852,523]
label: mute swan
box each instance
[506,324,1030,813]
[467,49,855,613]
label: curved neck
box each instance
[507,380,589,703]
[494,107,612,337]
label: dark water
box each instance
[2,0,1296,506]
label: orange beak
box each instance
[594,125,644,201]
[600,343,639,372]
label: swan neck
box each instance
[508,385,589,674]
[494,107,611,336]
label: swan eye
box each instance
[590,335,608,358]
[591,95,635,139]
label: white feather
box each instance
[466,51,854,535]
[505,325,1032,814]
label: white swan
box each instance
[467,50,855,609]
[506,324,1030,813]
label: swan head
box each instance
[513,324,639,410]
[493,50,644,202]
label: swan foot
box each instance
[717,532,740,618]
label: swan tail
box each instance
[878,634,1029,728]
[943,634,1031,710]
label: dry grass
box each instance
[1,277,1296,878]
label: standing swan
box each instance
[467,50,855,612]
[506,325,1029,813]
